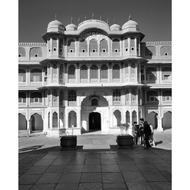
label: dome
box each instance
[47,20,65,33]
[122,19,139,32]
[110,24,121,31]
[66,23,77,31]
[77,19,109,33]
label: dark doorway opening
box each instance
[30,113,43,132]
[89,112,101,131]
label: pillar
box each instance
[157,116,163,131]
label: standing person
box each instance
[139,118,144,145]
[143,121,152,149]
[149,123,155,147]
[132,122,139,145]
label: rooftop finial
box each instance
[71,17,73,23]
[84,16,87,20]
[106,18,109,24]
[128,14,132,20]
[100,16,102,20]
[54,13,57,20]
[92,12,94,19]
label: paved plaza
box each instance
[19,131,171,190]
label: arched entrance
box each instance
[147,111,158,129]
[81,95,108,133]
[30,113,43,132]
[162,111,172,130]
[18,113,27,130]
[89,112,101,131]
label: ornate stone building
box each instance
[18,18,172,136]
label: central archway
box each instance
[89,112,101,131]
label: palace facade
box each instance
[18,18,172,136]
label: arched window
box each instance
[132,111,137,123]
[100,65,108,79]
[18,113,27,130]
[112,64,120,79]
[29,47,42,58]
[131,63,136,74]
[113,110,121,127]
[79,39,87,53]
[91,99,98,106]
[30,69,42,82]
[90,65,98,79]
[68,90,76,101]
[30,113,43,131]
[89,39,98,53]
[19,47,26,57]
[113,89,121,102]
[52,112,58,128]
[48,112,50,129]
[68,111,77,128]
[80,65,88,79]
[112,39,120,53]
[68,65,76,79]
[100,39,108,53]
[19,69,26,82]
[30,92,42,103]
[147,91,158,102]
[19,92,26,103]
[126,111,130,127]
[67,39,75,52]
[131,89,137,103]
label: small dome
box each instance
[122,19,139,32]
[110,24,120,31]
[66,23,77,31]
[47,20,65,33]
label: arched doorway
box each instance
[147,111,158,129]
[113,110,121,127]
[18,113,27,130]
[68,111,77,128]
[89,112,101,131]
[30,113,43,132]
[162,111,172,130]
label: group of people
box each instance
[132,118,155,149]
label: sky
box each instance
[19,0,171,42]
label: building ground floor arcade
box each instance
[18,88,172,136]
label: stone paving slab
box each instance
[19,131,171,190]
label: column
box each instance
[157,116,163,131]
[88,65,90,83]
[76,39,79,56]
[65,110,68,129]
[98,65,100,83]
[26,67,30,86]
[128,38,131,55]
[108,62,112,82]
[27,119,31,135]
[65,63,68,83]
[120,39,123,56]
[56,39,59,57]
[50,38,53,55]
[77,108,81,129]
[134,38,137,56]
[76,63,80,83]
[138,39,141,56]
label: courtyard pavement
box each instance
[19,130,171,190]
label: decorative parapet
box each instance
[145,41,171,46]
[19,42,46,47]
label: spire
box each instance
[92,12,94,19]
[128,14,132,20]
